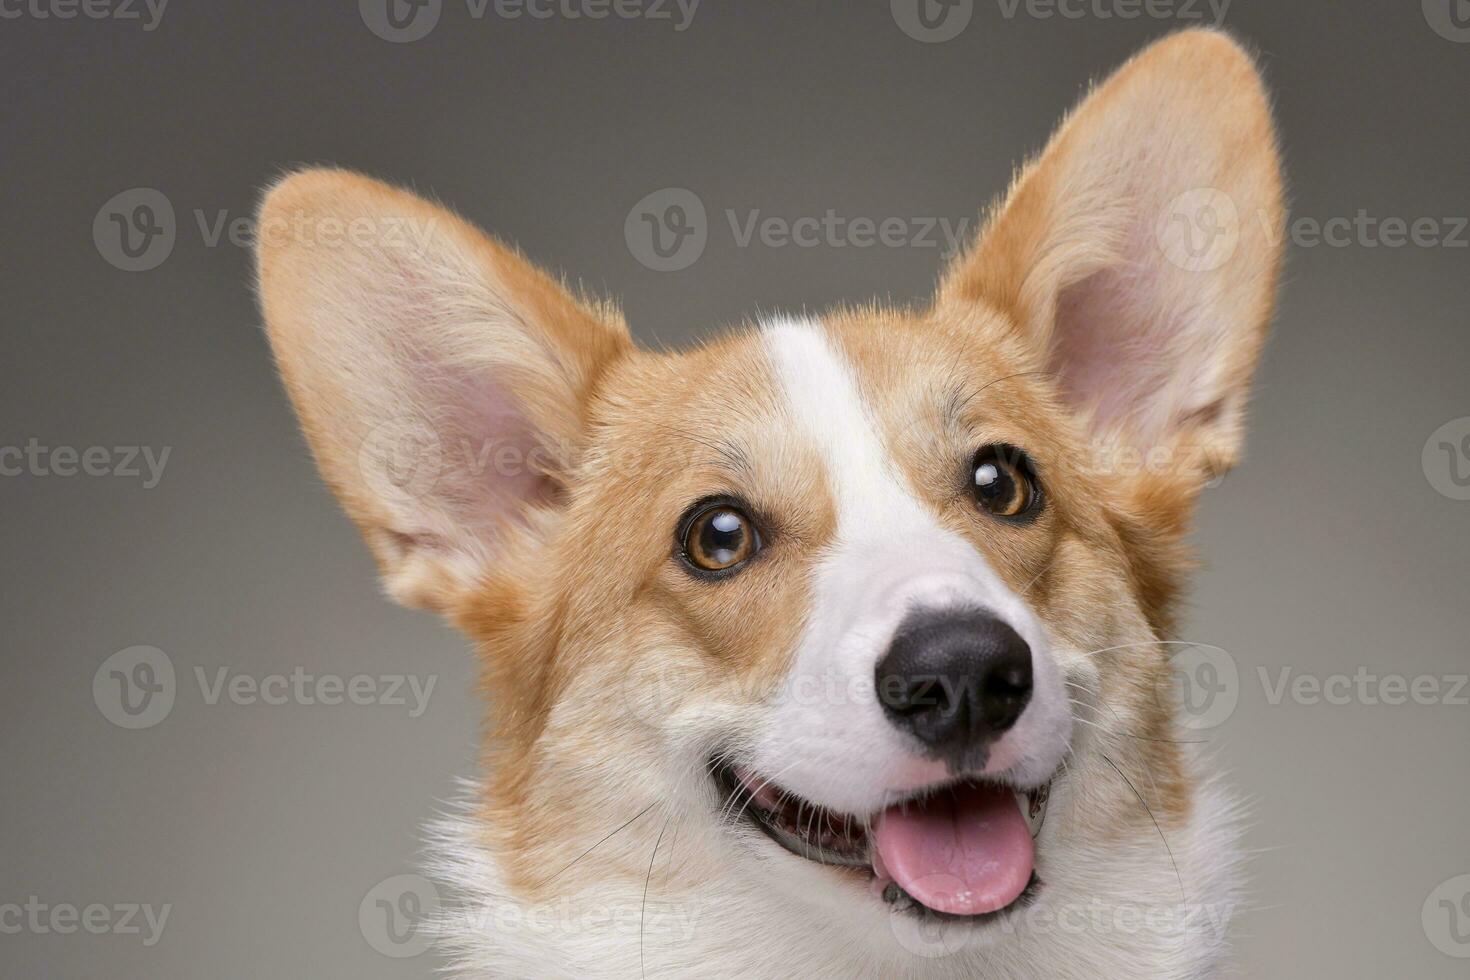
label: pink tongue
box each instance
[872,783,1034,916]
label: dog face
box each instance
[258,29,1281,975]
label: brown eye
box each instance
[681,502,760,575]
[972,445,1041,519]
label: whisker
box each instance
[642,421,745,472]
[955,370,1060,416]
[635,759,711,979]
[640,808,674,980]
[1071,639,1228,661]
[1018,560,1053,597]
[1066,680,1127,729]
[539,801,659,886]
[1068,709,1208,745]
[1101,752,1186,901]
[662,820,681,881]
[1075,688,1171,804]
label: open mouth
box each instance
[713,760,1050,921]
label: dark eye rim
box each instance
[674,494,765,580]
[970,443,1045,523]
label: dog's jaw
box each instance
[422,754,1245,979]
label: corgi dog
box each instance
[256,29,1282,979]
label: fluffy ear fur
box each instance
[255,169,630,611]
[941,29,1284,483]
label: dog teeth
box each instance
[1017,781,1050,838]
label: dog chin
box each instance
[712,758,1055,923]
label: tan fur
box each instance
[256,29,1282,978]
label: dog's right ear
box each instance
[255,169,630,612]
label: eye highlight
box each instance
[971,444,1042,520]
[679,499,761,575]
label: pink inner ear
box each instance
[380,262,561,537]
[1049,247,1208,448]
[1052,268,1156,432]
[449,374,561,528]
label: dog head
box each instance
[258,29,1281,974]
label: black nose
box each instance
[875,608,1033,771]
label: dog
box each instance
[255,28,1282,978]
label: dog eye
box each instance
[971,445,1041,519]
[681,502,760,574]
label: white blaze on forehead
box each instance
[760,314,1003,612]
[761,316,919,531]
[753,316,1070,811]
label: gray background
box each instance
[3,1,1468,977]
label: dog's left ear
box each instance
[940,29,1284,484]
